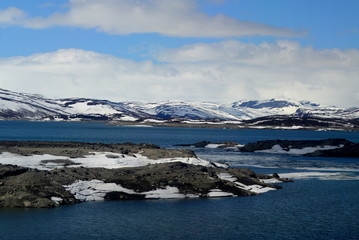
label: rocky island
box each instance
[0,141,287,208]
[176,139,359,158]
[240,138,359,158]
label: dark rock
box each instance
[272,173,280,178]
[174,141,211,147]
[240,139,352,153]
[305,143,359,158]
[0,164,29,179]
[104,192,146,200]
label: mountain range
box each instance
[1,88,358,130]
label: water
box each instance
[0,121,358,240]
[1,120,359,147]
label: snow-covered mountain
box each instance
[0,88,358,129]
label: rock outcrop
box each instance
[0,141,286,208]
[240,138,359,158]
[175,141,243,149]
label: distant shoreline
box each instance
[2,118,358,131]
[107,120,359,132]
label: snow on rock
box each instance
[64,180,136,201]
[207,189,235,197]
[217,173,276,194]
[64,101,120,115]
[144,186,187,199]
[205,144,223,149]
[278,171,359,180]
[153,156,213,167]
[65,180,199,202]
[1,88,359,123]
[118,116,138,121]
[0,152,215,170]
[51,197,64,205]
[260,178,283,184]
[217,173,237,182]
[0,152,69,170]
[256,144,344,155]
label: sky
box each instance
[0,0,358,107]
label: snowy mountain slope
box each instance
[0,88,69,119]
[0,89,358,129]
[124,101,244,121]
[229,99,320,119]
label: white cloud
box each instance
[157,40,359,68]
[0,41,358,108]
[0,7,26,25]
[0,0,300,37]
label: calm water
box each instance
[0,121,358,240]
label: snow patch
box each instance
[217,173,276,194]
[144,186,187,199]
[0,152,214,170]
[207,189,234,197]
[51,197,63,205]
[64,180,137,202]
[65,180,199,201]
[0,152,69,170]
[205,144,223,149]
[119,116,138,121]
[217,172,237,182]
[260,178,282,184]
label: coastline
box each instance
[2,118,358,131]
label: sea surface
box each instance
[0,121,358,240]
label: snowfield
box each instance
[0,151,213,170]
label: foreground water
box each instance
[0,121,358,240]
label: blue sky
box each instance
[0,0,358,107]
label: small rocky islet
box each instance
[0,141,288,208]
[177,139,359,158]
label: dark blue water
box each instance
[1,120,359,147]
[0,121,358,240]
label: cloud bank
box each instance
[0,40,358,107]
[0,0,300,37]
